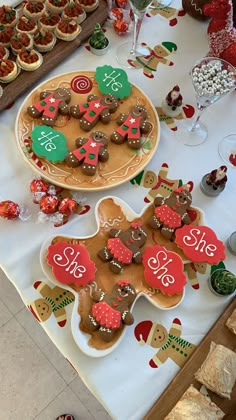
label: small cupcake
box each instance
[0,59,18,83]
[55,18,81,41]
[39,12,60,31]
[45,0,69,14]
[16,48,43,71]
[10,33,33,55]
[76,0,98,13]
[0,45,9,60]
[62,2,86,24]
[33,28,56,52]
[0,5,18,27]
[16,16,38,35]
[0,25,14,48]
[23,1,46,20]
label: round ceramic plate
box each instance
[40,196,205,358]
[15,71,160,191]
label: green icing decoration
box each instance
[89,23,108,50]
[31,125,68,163]
[95,65,132,99]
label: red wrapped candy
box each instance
[58,197,78,216]
[0,200,20,220]
[30,178,48,204]
[113,18,129,34]
[111,7,124,20]
[115,0,128,8]
[40,194,59,214]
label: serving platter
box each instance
[15,71,160,191]
[0,0,108,111]
[40,196,205,357]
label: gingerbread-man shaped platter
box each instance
[39,191,226,357]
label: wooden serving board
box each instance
[144,298,236,420]
[0,0,108,112]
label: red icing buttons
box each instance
[142,245,186,295]
[71,75,93,94]
[175,224,226,264]
[46,242,96,286]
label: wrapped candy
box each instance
[113,18,129,34]
[58,197,78,216]
[0,200,20,220]
[30,178,48,203]
[39,194,59,214]
[115,0,128,8]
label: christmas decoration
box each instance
[161,85,183,117]
[200,166,228,196]
[203,0,236,67]
[89,23,109,55]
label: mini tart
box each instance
[23,1,46,20]
[0,5,17,27]
[39,12,60,31]
[16,16,38,35]
[33,29,56,52]
[55,18,81,41]
[45,0,69,14]
[76,0,98,13]
[0,26,14,48]
[16,48,43,71]
[0,45,9,60]
[62,3,86,24]
[0,59,18,83]
[10,33,33,55]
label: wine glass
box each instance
[218,134,236,168]
[176,57,236,146]
[116,0,153,68]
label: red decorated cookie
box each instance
[175,224,226,264]
[71,75,93,94]
[142,245,187,295]
[46,241,96,286]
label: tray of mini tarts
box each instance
[40,196,205,357]
[0,0,108,111]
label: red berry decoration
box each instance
[58,197,78,216]
[40,194,59,214]
[0,200,20,220]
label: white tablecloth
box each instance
[0,1,235,419]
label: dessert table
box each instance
[0,1,235,419]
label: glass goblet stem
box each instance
[189,103,206,132]
[130,9,146,55]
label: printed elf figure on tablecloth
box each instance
[147,2,186,26]
[128,42,177,78]
[28,281,75,327]
[134,318,196,368]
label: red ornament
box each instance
[0,200,20,220]
[58,197,78,216]
[40,194,59,214]
[113,18,129,34]
[30,178,48,203]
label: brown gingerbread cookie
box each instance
[182,0,212,21]
[27,87,71,126]
[148,186,192,240]
[83,280,136,342]
[98,221,147,273]
[64,131,109,176]
[110,105,152,150]
[70,93,119,131]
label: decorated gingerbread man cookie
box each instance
[134,318,196,368]
[28,281,75,327]
[110,105,152,149]
[70,93,119,131]
[27,87,71,126]
[83,280,136,342]
[148,186,192,240]
[64,131,109,176]
[98,221,148,273]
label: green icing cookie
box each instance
[31,125,68,163]
[95,65,132,99]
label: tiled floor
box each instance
[0,269,112,420]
